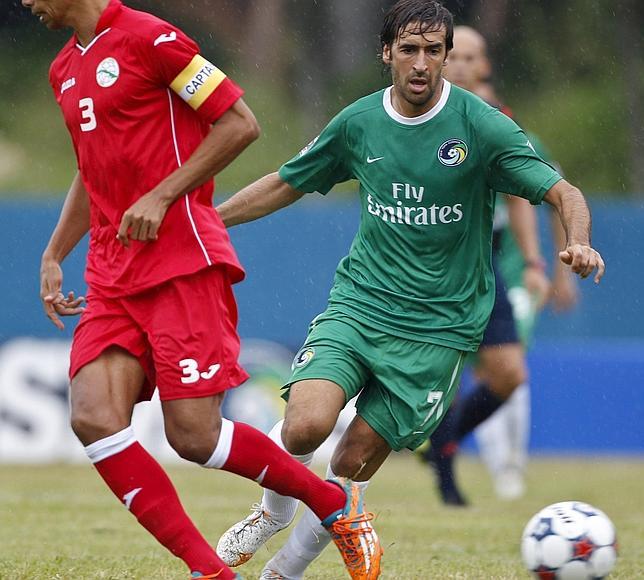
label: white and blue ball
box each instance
[521,501,617,579]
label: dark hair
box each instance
[380,0,454,52]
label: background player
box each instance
[421,25,579,504]
[214,1,604,577]
[27,0,380,578]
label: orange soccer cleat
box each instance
[321,477,383,579]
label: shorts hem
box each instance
[355,411,404,452]
[69,341,142,381]
[282,374,352,403]
[158,371,250,402]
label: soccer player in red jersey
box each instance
[25,0,381,578]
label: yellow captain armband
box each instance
[170,54,226,110]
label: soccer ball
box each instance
[521,501,617,579]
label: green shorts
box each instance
[285,311,466,451]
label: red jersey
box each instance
[49,0,245,297]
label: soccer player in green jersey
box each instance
[216,1,604,577]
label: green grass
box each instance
[1,456,642,579]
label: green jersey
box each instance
[278,81,561,351]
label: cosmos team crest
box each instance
[438,139,469,167]
[96,57,120,88]
[292,347,315,369]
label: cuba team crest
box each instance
[96,57,120,88]
[438,139,468,167]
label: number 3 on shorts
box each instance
[179,358,200,384]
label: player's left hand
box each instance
[523,266,551,309]
[117,191,171,247]
[559,244,605,284]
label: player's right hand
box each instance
[558,244,605,284]
[40,260,85,330]
[117,190,171,247]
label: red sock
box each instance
[94,442,234,579]
[221,422,345,522]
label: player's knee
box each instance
[169,437,212,464]
[489,363,527,398]
[70,404,128,446]
[331,447,371,479]
[166,426,218,464]
[281,415,332,455]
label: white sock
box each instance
[475,398,512,476]
[265,465,370,579]
[202,418,235,468]
[475,383,531,477]
[84,426,136,463]
[507,383,531,471]
[260,420,314,526]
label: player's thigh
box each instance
[69,294,153,443]
[477,342,527,396]
[330,414,392,481]
[281,316,371,450]
[129,267,249,401]
[71,346,146,444]
[358,337,467,452]
[282,379,348,447]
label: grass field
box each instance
[1,455,642,579]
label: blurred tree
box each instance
[616,0,644,193]
[1,0,643,195]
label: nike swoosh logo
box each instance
[255,465,269,484]
[367,156,384,164]
[200,364,221,380]
[123,487,142,510]
[154,31,177,46]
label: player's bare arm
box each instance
[216,172,305,228]
[40,172,89,329]
[543,179,605,283]
[117,98,260,246]
[506,194,551,307]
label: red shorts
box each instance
[70,267,249,401]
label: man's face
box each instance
[382,23,448,114]
[443,29,490,92]
[21,0,75,30]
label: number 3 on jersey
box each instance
[79,97,97,132]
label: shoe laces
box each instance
[330,511,377,572]
[234,503,274,537]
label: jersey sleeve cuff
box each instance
[277,166,329,196]
[532,174,563,205]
